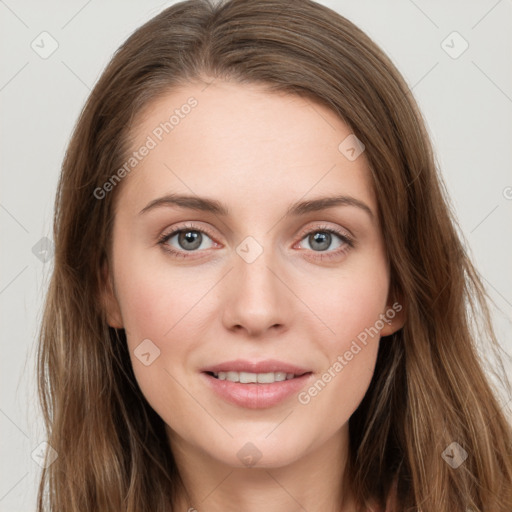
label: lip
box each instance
[200,359,313,409]
[200,359,311,375]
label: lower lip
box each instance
[201,372,313,409]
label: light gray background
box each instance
[1,1,511,510]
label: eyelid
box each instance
[157,221,218,246]
[294,222,354,244]
[157,221,355,258]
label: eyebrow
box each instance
[139,193,374,220]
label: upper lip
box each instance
[201,359,311,375]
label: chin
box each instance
[206,435,307,469]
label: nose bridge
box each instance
[222,233,289,335]
[236,234,282,304]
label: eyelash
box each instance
[157,222,355,261]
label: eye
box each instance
[158,223,217,258]
[157,222,354,261]
[295,225,354,260]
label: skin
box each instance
[102,80,405,512]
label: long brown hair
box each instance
[36,0,512,510]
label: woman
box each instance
[36,0,512,510]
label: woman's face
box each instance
[103,80,403,469]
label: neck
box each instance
[167,424,357,512]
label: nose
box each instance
[221,243,292,338]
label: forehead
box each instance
[118,80,376,216]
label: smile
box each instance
[201,371,313,409]
[208,371,306,383]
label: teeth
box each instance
[213,371,298,383]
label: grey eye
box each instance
[166,230,214,251]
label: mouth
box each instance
[204,370,311,383]
[199,360,314,408]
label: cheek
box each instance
[114,249,206,342]
[296,261,389,410]
[331,281,388,345]
[113,255,203,415]
[112,249,219,396]
[303,259,389,347]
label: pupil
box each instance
[179,230,202,250]
[310,232,330,251]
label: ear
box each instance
[379,293,406,337]
[100,259,124,329]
